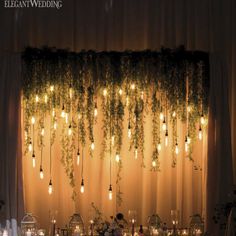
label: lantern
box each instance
[189,214,204,236]
[147,214,162,235]
[69,213,85,236]
[21,213,37,236]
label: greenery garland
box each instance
[22,46,209,202]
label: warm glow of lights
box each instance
[135,148,138,159]
[91,142,95,150]
[80,179,84,193]
[35,95,39,103]
[103,88,107,97]
[198,127,202,140]
[187,106,192,113]
[162,120,167,131]
[185,138,188,152]
[109,185,113,200]
[175,143,179,155]
[160,112,164,121]
[141,91,144,100]
[172,111,176,117]
[131,83,135,90]
[111,135,115,146]
[41,128,45,136]
[24,131,28,141]
[165,131,168,147]
[94,105,98,117]
[44,94,48,103]
[77,151,80,166]
[78,112,82,120]
[152,160,157,167]
[200,115,205,125]
[31,116,35,125]
[48,180,53,195]
[128,124,131,139]
[119,89,123,95]
[40,167,44,179]
[61,106,65,118]
[187,136,191,144]
[52,108,55,117]
[65,113,69,124]
[53,121,57,130]
[32,153,36,168]
[157,143,161,152]
[68,125,72,136]
[28,142,32,152]
[126,96,129,106]
[115,153,120,162]
[50,85,54,92]
[69,88,73,99]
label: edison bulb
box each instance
[32,153,36,168]
[53,122,57,130]
[165,131,168,147]
[187,106,192,113]
[44,95,48,103]
[61,106,65,118]
[50,85,54,92]
[200,115,205,125]
[172,111,176,118]
[160,112,164,121]
[40,167,44,179]
[94,104,98,117]
[65,113,69,124]
[111,135,115,146]
[135,148,138,159]
[108,185,113,200]
[118,88,123,96]
[91,142,95,150]
[52,108,55,117]
[41,128,45,136]
[80,179,84,193]
[131,83,135,90]
[48,180,53,195]
[157,142,161,152]
[103,88,107,97]
[175,143,179,155]
[77,151,80,166]
[162,119,167,131]
[185,138,189,152]
[198,127,203,140]
[35,95,39,103]
[115,153,120,162]
[28,142,33,152]
[31,116,35,125]
[152,160,157,167]
[128,124,131,139]
[68,125,72,136]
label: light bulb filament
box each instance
[80,179,84,193]
[48,180,53,195]
[77,151,80,166]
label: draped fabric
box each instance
[0,0,236,235]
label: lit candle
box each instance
[25,229,31,236]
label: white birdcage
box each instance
[69,213,85,236]
[21,213,37,236]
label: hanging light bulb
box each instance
[77,150,80,166]
[94,103,98,117]
[187,106,192,113]
[115,153,120,162]
[175,142,179,155]
[135,147,138,159]
[44,94,48,103]
[128,122,131,139]
[69,87,73,99]
[53,121,57,130]
[141,91,144,100]
[41,127,45,136]
[198,126,203,140]
[160,112,164,121]
[32,153,36,168]
[108,185,113,200]
[131,83,135,90]
[91,142,95,150]
[152,160,157,167]
[200,114,205,125]
[28,141,33,152]
[40,166,44,179]
[162,119,167,131]
[48,179,53,195]
[35,95,39,103]
[50,85,54,92]
[172,111,176,118]
[157,142,161,152]
[185,137,189,153]
[52,108,55,117]
[187,135,191,144]
[119,88,123,96]
[80,179,84,193]
[61,105,65,118]
[111,135,115,146]
[31,116,35,125]
[103,88,107,97]
[165,131,168,147]
[68,124,72,136]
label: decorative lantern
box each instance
[69,213,85,236]
[189,214,204,236]
[147,214,162,235]
[21,213,37,236]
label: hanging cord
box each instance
[49,113,52,179]
[81,147,84,179]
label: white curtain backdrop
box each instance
[0,0,236,235]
